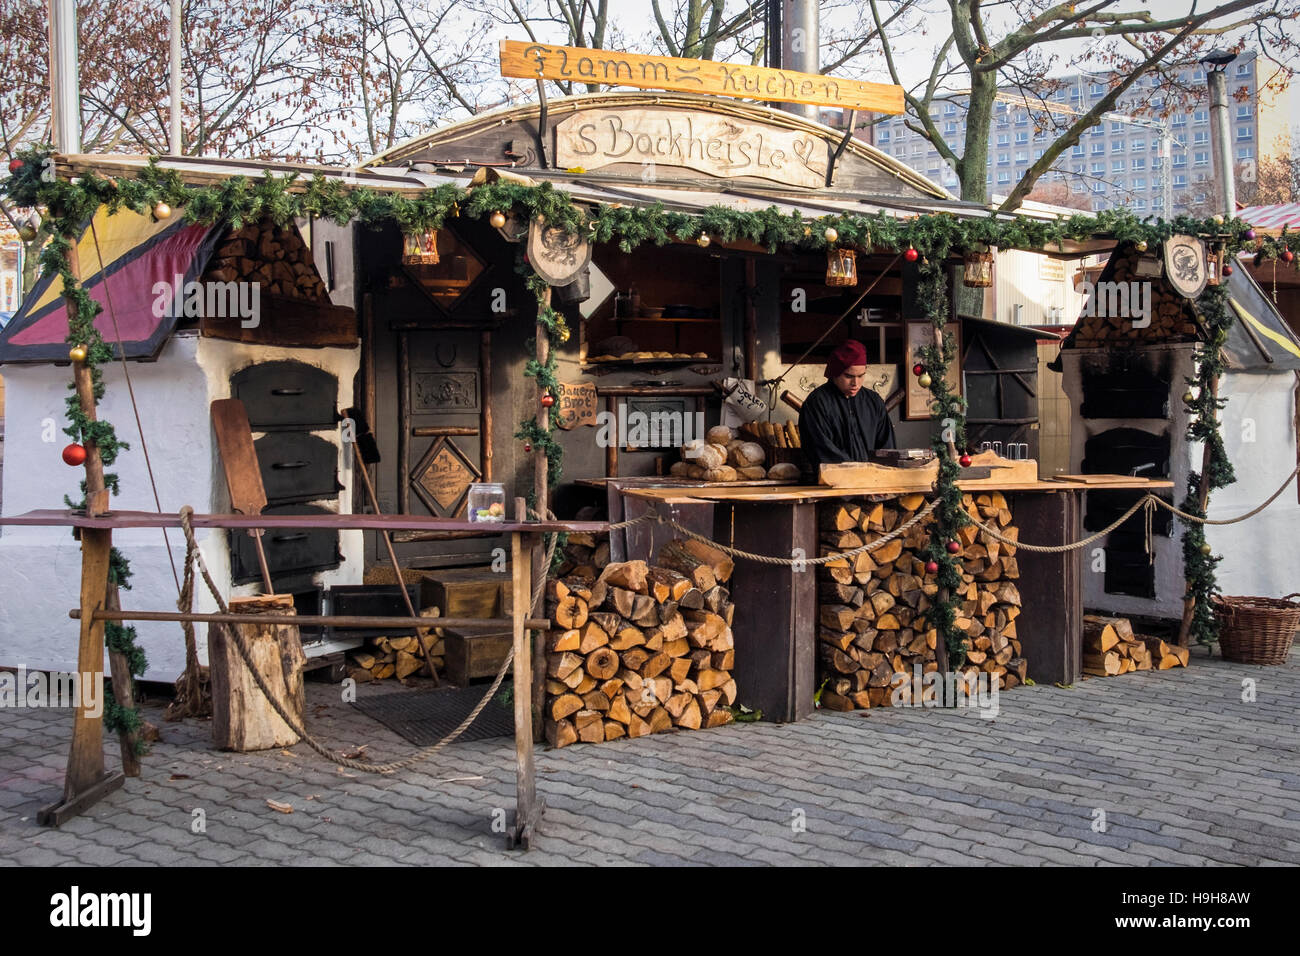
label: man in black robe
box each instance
[799,338,896,471]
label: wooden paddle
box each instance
[210,398,275,593]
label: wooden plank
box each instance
[210,399,268,516]
[62,528,113,798]
[200,294,357,347]
[0,510,610,533]
[1012,490,1083,685]
[508,527,542,850]
[499,40,904,113]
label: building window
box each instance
[1135,198,1148,210]
[1152,156,1163,169]
[1070,87,1081,101]
[1072,143,1085,156]
[1172,153,1187,168]
[997,171,1011,184]
[1092,142,1105,155]
[1089,82,1105,97]
[1110,121,1124,134]
[1236,62,1252,76]
[944,102,957,115]
[1015,112,1028,126]
[1112,140,1125,153]
[1034,148,1045,160]
[944,121,957,134]
[1133,177,1147,189]
[1091,162,1105,174]
[1015,131,1029,145]
[1194,192,1207,203]
[998,133,1011,146]
[1237,145,1255,159]
[998,152,1010,165]
[1132,157,1145,170]
[1131,139,1145,151]
[1237,126,1253,140]
[1193,109,1208,124]
[1172,114,1187,127]
[878,129,890,143]
[1193,130,1209,145]
[1236,105,1252,120]
[1112,159,1125,172]
[1091,125,1105,137]
[1193,69,1206,82]
[1072,182,1086,193]
[1015,150,1028,164]
[1193,151,1209,166]
[1153,195,1165,210]
[1173,174,1188,187]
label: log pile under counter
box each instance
[816,492,1027,710]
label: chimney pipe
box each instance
[47,0,81,153]
[782,0,819,122]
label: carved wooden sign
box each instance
[500,40,903,113]
[555,381,598,429]
[527,218,593,286]
[1164,234,1208,300]
[555,109,827,188]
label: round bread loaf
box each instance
[737,465,767,480]
[767,462,801,481]
[729,441,766,468]
[706,425,736,445]
[703,465,738,482]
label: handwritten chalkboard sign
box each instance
[555,381,598,429]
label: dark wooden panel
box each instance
[1011,490,1082,685]
[723,501,816,722]
[231,361,339,431]
[200,295,357,348]
[254,432,341,504]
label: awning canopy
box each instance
[0,206,222,364]
[1238,203,1300,234]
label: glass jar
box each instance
[468,482,506,522]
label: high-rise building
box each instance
[848,50,1290,216]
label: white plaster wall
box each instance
[1200,371,1300,600]
[0,331,361,680]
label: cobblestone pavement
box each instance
[2,644,1298,866]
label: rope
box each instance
[177,507,555,774]
[1154,460,1300,525]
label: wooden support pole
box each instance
[39,528,123,825]
[532,289,550,743]
[509,504,542,849]
[104,584,141,777]
[1176,372,1220,648]
[40,241,124,825]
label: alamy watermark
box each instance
[594,401,707,451]
[0,666,103,718]
[890,664,1000,718]
[1079,279,1151,329]
[151,273,261,328]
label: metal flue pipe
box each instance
[47,0,81,153]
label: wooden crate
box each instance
[424,567,510,618]
[444,628,512,687]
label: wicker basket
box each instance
[1211,593,1300,665]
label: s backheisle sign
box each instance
[556,109,827,188]
[500,40,904,114]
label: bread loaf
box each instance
[728,441,766,468]
[767,462,800,481]
[737,465,767,480]
[702,465,738,482]
[707,425,736,446]
[696,443,728,470]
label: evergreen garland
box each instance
[1,145,1263,686]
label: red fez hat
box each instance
[825,339,868,379]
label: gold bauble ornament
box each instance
[824,226,838,243]
[1183,390,1196,404]
[1200,543,1213,555]
[17,223,37,242]
[1135,239,1148,253]
[153,201,172,220]
[69,345,88,363]
[557,327,571,343]
[489,210,507,229]
[918,372,932,388]
[697,233,711,247]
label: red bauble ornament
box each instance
[959,454,972,467]
[8,158,23,174]
[62,443,87,466]
[946,540,961,554]
[1284,249,1295,263]
[1222,263,1234,276]
[540,393,555,408]
[912,363,925,376]
[523,442,533,453]
[925,560,939,574]
[904,246,919,262]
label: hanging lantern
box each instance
[402,227,440,265]
[825,247,857,287]
[961,248,993,288]
[1205,247,1221,286]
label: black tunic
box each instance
[798,382,896,470]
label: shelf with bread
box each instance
[665,424,806,484]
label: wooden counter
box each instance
[607,476,1173,722]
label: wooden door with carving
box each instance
[392,328,493,560]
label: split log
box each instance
[211,595,305,752]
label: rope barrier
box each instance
[177,507,554,774]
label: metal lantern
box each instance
[402,228,440,265]
[826,247,857,287]
[962,249,993,288]
[1206,246,1222,287]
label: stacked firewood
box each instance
[552,531,611,579]
[201,218,331,301]
[1071,246,1201,345]
[543,545,738,748]
[346,610,444,682]
[1083,614,1189,675]
[816,492,1026,711]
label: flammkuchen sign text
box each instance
[500,40,904,114]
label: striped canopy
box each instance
[1238,203,1300,234]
